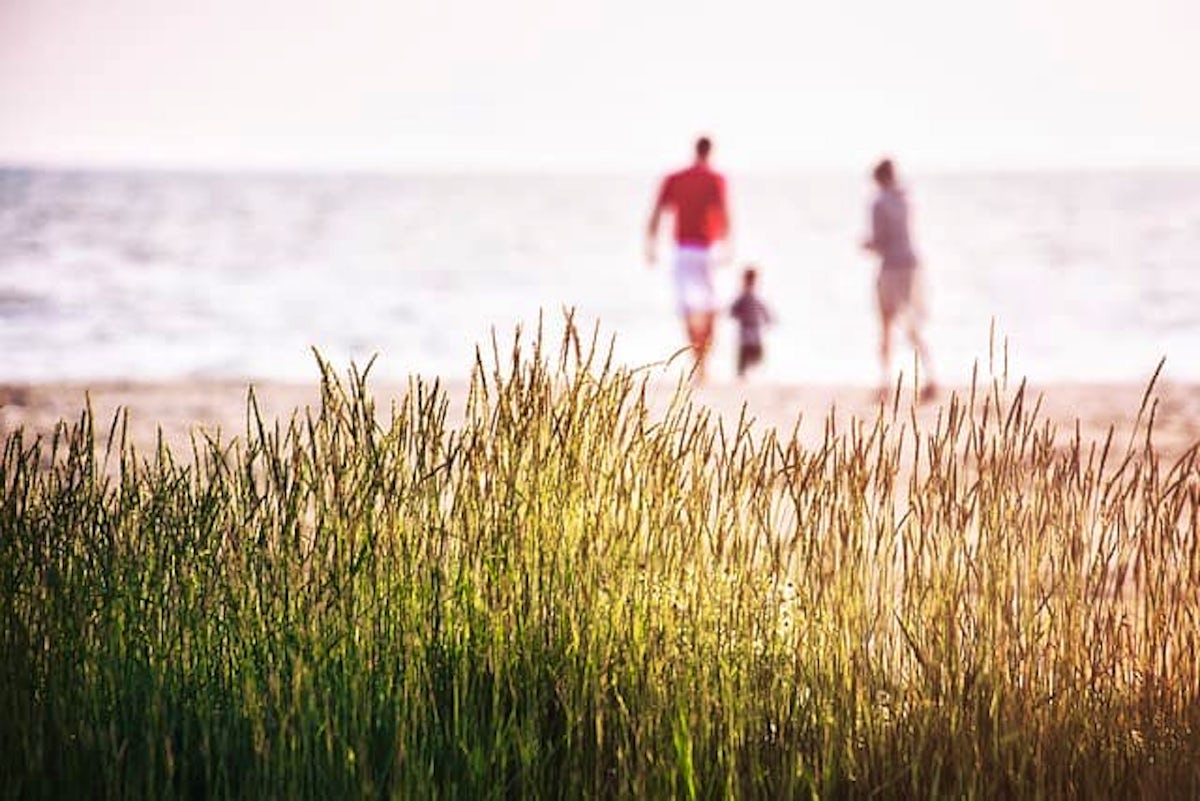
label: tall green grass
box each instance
[2,322,1199,798]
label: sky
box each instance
[2,0,1199,172]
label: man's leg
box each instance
[701,311,716,379]
[673,248,716,382]
[685,310,714,382]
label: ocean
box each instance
[1,167,1198,386]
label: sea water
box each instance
[1,167,1198,385]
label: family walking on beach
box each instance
[646,136,937,401]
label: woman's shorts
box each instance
[876,267,927,323]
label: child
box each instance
[729,266,772,379]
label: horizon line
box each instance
[5,156,1200,179]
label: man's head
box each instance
[695,136,713,162]
[873,158,896,188]
[742,265,758,289]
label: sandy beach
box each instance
[2,376,1197,466]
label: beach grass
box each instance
[2,321,1200,799]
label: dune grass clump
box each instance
[2,323,1200,798]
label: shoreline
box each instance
[2,377,1198,464]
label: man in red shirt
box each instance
[646,136,731,383]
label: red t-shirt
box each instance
[656,165,727,246]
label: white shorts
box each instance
[673,246,716,315]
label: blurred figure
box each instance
[730,265,772,380]
[861,158,937,402]
[646,136,731,383]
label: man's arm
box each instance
[711,175,732,264]
[708,175,729,239]
[646,178,671,266]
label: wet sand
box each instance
[2,377,1198,466]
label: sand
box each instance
[2,376,1198,466]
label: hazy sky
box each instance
[2,0,1198,171]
